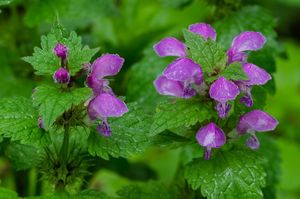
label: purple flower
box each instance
[54,43,68,59]
[237,110,278,149]
[38,116,45,129]
[188,23,216,41]
[236,63,271,107]
[227,31,266,64]
[153,37,187,57]
[53,67,70,84]
[87,93,128,137]
[153,57,203,98]
[87,54,124,94]
[209,76,240,118]
[196,122,226,160]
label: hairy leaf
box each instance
[0,97,48,146]
[23,25,98,76]
[88,103,152,160]
[184,148,266,199]
[220,62,248,81]
[150,99,213,136]
[32,85,91,130]
[183,30,227,75]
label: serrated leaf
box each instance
[150,99,213,136]
[220,62,248,81]
[183,30,227,75]
[32,85,91,130]
[23,26,98,76]
[88,103,152,160]
[184,148,266,199]
[117,181,172,199]
[0,97,49,147]
[5,143,42,170]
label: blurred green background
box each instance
[0,0,299,198]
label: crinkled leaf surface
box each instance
[88,103,152,160]
[183,30,227,75]
[0,97,48,147]
[32,85,91,130]
[184,148,266,199]
[220,62,248,81]
[23,25,98,76]
[150,99,213,136]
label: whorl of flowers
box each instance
[153,23,278,159]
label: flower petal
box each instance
[163,58,203,84]
[196,122,226,148]
[209,76,240,103]
[153,37,187,57]
[188,23,216,41]
[88,93,128,119]
[237,110,278,134]
[91,54,124,79]
[242,63,271,85]
[154,75,196,98]
[229,31,266,53]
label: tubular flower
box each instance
[196,123,226,160]
[53,67,70,84]
[86,54,128,136]
[237,110,278,149]
[153,36,203,98]
[54,43,68,59]
[236,63,271,107]
[209,76,240,118]
[227,31,266,64]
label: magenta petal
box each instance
[229,31,266,53]
[196,122,226,148]
[242,63,271,85]
[88,93,128,119]
[154,75,185,98]
[91,54,124,79]
[237,110,279,134]
[188,23,216,41]
[163,58,203,84]
[153,37,187,57]
[86,75,113,95]
[209,76,240,103]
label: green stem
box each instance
[60,124,70,167]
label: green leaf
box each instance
[150,99,213,136]
[220,62,248,81]
[5,143,42,170]
[117,181,172,199]
[32,85,91,130]
[125,47,167,112]
[88,103,152,160]
[0,187,18,199]
[0,97,49,147]
[23,25,98,76]
[183,30,227,75]
[0,0,12,6]
[184,148,266,199]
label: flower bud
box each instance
[54,43,68,59]
[53,67,70,84]
[38,116,45,129]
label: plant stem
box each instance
[60,124,70,167]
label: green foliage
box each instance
[23,25,98,76]
[125,47,167,111]
[184,148,266,199]
[0,97,48,146]
[0,187,18,199]
[183,30,227,75]
[220,62,248,81]
[117,181,172,199]
[32,85,91,130]
[5,142,42,170]
[88,103,152,160]
[150,99,214,136]
[0,0,12,6]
